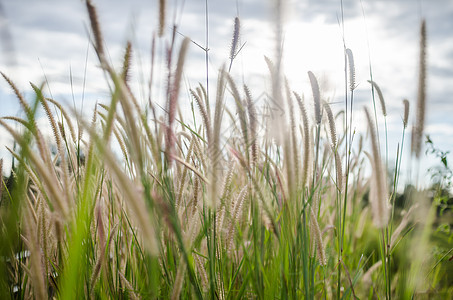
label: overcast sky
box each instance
[0,0,452,185]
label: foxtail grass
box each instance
[0,4,449,300]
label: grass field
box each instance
[0,0,452,299]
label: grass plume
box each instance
[411,19,427,159]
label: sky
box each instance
[0,0,452,187]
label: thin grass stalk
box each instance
[411,19,427,160]
[171,259,186,300]
[37,197,49,285]
[198,84,210,118]
[364,114,390,298]
[368,80,388,166]
[219,159,234,206]
[86,0,106,64]
[225,72,249,164]
[370,83,389,299]
[397,100,410,189]
[194,254,208,291]
[285,79,299,193]
[229,17,240,72]
[323,101,337,150]
[308,71,322,126]
[294,92,311,190]
[158,0,166,37]
[271,0,284,145]
[309,205,326,266]
[176,136,195,208]
[387,100,409,299]
[361,47,384,298]
[364,109,389,228]
[23,206,47,300]
[391,100,411,226]
[244,85,257,168]
[148,33,156,98]
[346,49,355,92]
[191,89,211,143]
[121,41,133,84]
[308,72,322,199]
[46,97,77,143]
[192,135,207,172]
[184,202,200,248]
[226,185,248,255]
[138,109,162,175]
[90,201,108,291]
[338,47,356,296]
[333,147,343,194]
[166,37,190,164]
[170,154,208,184]
[112,126,129,162]
[264,57,283,144]
[26,190,38,231]
[301,207,310,299]
[205,69,226,209]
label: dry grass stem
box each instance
[158,0,166,37]
[367,80,387,117]
[346,48,356,91]
[86,0,105,62]
[403,99,410,128]
[294,92,311,189]
[323,100,337,149]
[412,19,427,159]
[308,71,321,125]
[364,108,389,228]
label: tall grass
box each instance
[0,1,451,299]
